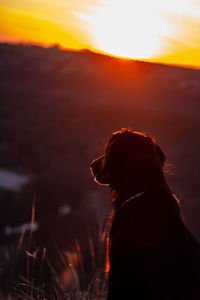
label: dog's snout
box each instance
[90,155,105,167]
[90,155,106,177]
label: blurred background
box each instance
[0,0,200,298]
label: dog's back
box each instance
[108,189,200,300]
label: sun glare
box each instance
[1,0,200,66]
[77,0,173,59]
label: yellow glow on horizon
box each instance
[0,1,95,50]
[0,0,200,67]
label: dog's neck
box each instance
[111,172,171,210]
[112,190,144,210]
[119,191,146,210]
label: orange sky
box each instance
[0,0,200,68]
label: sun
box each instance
[78,0,172,59]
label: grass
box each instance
[0,200,108,299]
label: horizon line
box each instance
[1,40,200,71]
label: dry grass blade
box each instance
[29,195,36,249]
[74,238,84,273]
[17,228,26,251]
[87,226,95,269]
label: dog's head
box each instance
[90,129,166,191]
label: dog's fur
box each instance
[90,129,200,300]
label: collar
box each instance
[119,191,145,210]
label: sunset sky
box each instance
[0,0,200,68]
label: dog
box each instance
[90,128,200,300]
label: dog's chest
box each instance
[109,197,184,267]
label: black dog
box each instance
[90,128,200,300]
